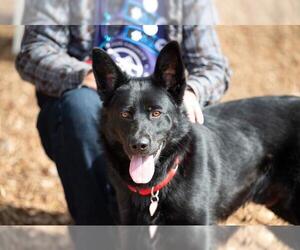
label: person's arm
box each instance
[183,24,231,106]
[182,25,231,107]
[15,25,92,97]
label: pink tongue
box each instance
[129,155,155,184]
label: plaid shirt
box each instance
[15,0,231,107]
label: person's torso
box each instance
[67,0,186,77]
[94,0,169,77]
[94,25,168,77]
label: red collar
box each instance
[127,156,181,196]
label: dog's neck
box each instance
[127,156,181,195]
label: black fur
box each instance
[92,41,300,226]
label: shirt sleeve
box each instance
[181,1,231,107]
[15,25,92,97]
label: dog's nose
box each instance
[130,137,150,153]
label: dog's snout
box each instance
[130,137,150,153]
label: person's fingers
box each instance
[186,104,196,123]
[183,90,204,124]
[188,112,196,123]
[195,104,204,124]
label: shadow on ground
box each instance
[0,204,72,225]
[0,35,14,62]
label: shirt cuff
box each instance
[72,62,93,87]
[76,62,93,86]
[61,62,92,96]
[187,77,210,107]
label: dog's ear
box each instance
[92,48,127,99]
[153,41,186,104]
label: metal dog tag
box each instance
[149,188,160,217]
[149,201,158,216]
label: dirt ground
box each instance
[1,25,300,231]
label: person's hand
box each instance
[183,89,204,124]
[83,72,97,90]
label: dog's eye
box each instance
[151,111,161,118]
[120,111,131,119]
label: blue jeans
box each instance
[36,87,117,225]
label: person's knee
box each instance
[60,87,102,139]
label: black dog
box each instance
[92,41,300,226]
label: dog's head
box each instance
[93,41,190,185]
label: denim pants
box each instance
[36,87,117,225]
